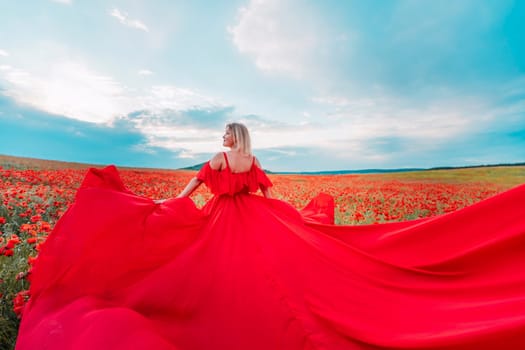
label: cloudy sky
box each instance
[1,0,524,171]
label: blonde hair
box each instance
[226,122,252,155]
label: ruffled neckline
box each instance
[196,156,272,196]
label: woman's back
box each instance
[209,151,257,174]
[224,151,253,173]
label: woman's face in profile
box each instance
[223,127,234,148]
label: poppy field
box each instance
[1,155,524,349]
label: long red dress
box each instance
[15,159,525,350]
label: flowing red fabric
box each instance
[16,164,525,350]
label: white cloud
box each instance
[0,59,227,127]
[140,86,224,111]
[138,69,153,76]
[110,8,149,32]
[2,49,520,170]
[0,49,9,57]
[0,61,133,123]
[0,58,238,158]
[310,93,497,150]
[112,107,299,159]
[228,0,320,78]
[130,121,221,157]
[50,0,72,4]
[224,88,524,168]
[123,111,342,160]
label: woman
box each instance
[15,123,525,350]
[155,122,272,202]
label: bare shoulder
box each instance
[209,152,225,170]
[253,155,263,169]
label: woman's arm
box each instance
[176,177,203,198]
[154,177,203,203]
[163,154,220,201]
[261,186,272,199]
[155,154,219,203]
[254,157,272,199]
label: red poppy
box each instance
[30,215,42,223]
[26,237,37,244]
[3,249,14,257]
[12,290,30,318]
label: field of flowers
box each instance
[1,156,524,348]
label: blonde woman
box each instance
[156,122,272,201]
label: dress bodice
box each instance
[196,152,273,196]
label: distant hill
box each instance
[179,162,207,171]
[429,162,525,170]
[176,160,525,175]
[178,163,425,174]
[269,162,525,175]
[268,168,425,175]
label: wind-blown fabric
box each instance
[15,164,525,350]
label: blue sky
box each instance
[0,0,524,171]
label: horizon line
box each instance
[1,153,524,175]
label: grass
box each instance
[371,166,525,187]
